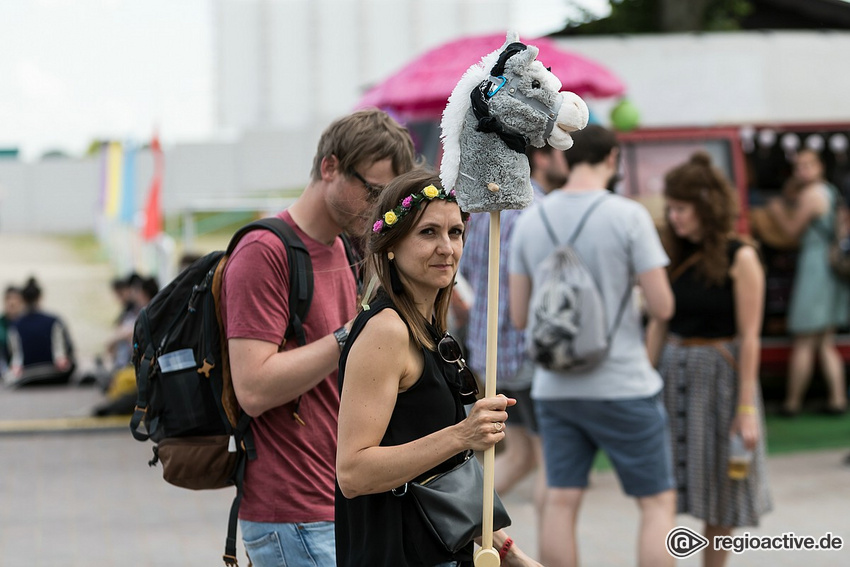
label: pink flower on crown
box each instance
[372,219,384,233]
[401,196,413,209]
[449,189,456,198]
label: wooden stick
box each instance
[474,211,501,567]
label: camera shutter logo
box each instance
[666,526,709,558]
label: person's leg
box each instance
[494,425,537,495]
[784,334,819,414]
[818,329,848,411]
[636,489,676,567]
[535,399,596,567]
[703,525,732,567]
[495,384,541,495]
[531,433,547,521]
[593,396,675,567]
[539,487,585,567]
[240,520,335,567]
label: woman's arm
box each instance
[645,317,668,368]
[337,309,513,498]
[730,244,765,450]
[766,184,826,240]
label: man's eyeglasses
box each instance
[349,168,385,200]
[438,333,479,404]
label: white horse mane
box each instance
[440,32,519,192]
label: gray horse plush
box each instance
[440,31,589,213]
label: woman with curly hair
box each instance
[646,152,772,567]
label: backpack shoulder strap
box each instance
[538,193,610,247]
[339,232,363,295]
[227,217,313,347]
[568,194,610,245]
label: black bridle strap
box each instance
[470,82,528,154]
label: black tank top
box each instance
[335,293,472,567]
[668,240,744,338]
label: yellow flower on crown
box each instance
[384,210,398,225]
[422,185,439,199]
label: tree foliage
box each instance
[560,0,753,35]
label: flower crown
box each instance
[372,184,458,233]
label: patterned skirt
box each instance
[659,338,772,527]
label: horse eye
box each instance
[532,79,541,89]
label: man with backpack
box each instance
[507,125,676,567]
[220,109,417,566]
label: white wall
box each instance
[213,0,513,133]
[556,30,850,127]
[6,30,850,235]
[0,124,317,234]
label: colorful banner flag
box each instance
[142,134,164,241]
[104,141,123,219]
[119,142,137,224]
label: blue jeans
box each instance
[240,520,335,567]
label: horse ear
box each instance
[503,30,520,48]
[505,44,538,74]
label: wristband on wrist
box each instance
[737,404,757,415]
[499,537,514,561]
[333,326,349,352]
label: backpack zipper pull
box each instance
[292,411,306,426]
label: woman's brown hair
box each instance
[662,151,740,286]
[362,168,468,350]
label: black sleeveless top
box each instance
[668,240,744,339]
[335,293,472,567]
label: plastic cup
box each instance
[728,433,753,480]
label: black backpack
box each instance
[130,217,357,566]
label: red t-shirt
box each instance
[220,210,356,523]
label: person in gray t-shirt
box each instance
[508,125,677,567]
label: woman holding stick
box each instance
[335,169,540,567]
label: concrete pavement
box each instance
[1,385,848,567]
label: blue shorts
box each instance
[535,396,674,498]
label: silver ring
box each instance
[494,421,503,433]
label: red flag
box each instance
[142,134,163,241]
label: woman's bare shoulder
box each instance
[355,308,410,351]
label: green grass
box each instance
[763,411,850,454]
[591,411,850,473]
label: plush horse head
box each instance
[441,31,589,213]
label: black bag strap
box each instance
[340,232,363,295]
[130,310,155,441]
[222,450,248,567]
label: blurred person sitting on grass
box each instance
[0,286,25,375]
[93,275,159,416]
[3,277,75,387]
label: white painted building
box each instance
[212,0,517,133]
[4,28,850,237]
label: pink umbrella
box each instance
[356,32,625,118]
